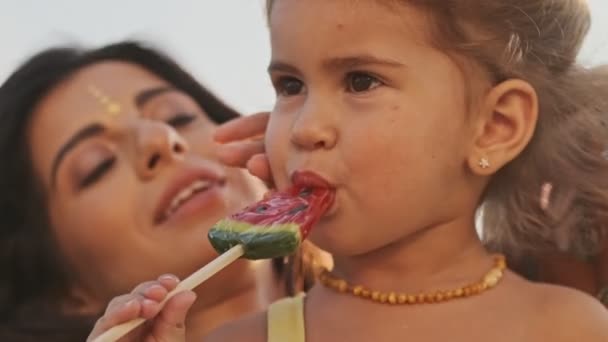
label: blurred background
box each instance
[0,0,606,114]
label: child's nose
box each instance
[290,103,338,151]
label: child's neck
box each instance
[332,216,491,293]
[186,259,282,340]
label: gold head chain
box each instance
[86,85,122,116]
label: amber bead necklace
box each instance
[319,254,507,305]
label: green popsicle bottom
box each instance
[208,219,302,259]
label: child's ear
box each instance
[467,79,539,175]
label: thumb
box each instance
[247,153,273,186]
[150,291,196,341]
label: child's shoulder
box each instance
[524,281,608,341]
[204,310,267,342]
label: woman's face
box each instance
[27,61,264,304]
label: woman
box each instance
[0,41,318,341]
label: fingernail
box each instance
[142,299,157,306]
[146,284,165,293]
[159,274,179,282]
[125,299,138,307]
[180,292,197,307]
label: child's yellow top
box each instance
[267,293,306,342]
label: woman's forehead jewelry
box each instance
[87,85,122,116]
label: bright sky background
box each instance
[0,0,606,114]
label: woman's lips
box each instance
[158,182,226,226]
[154,166,226,225]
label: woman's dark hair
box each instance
[0,41,244,341]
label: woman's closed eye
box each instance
[345,72,383,93]
[79,157,116,188]
[166,112,197,128]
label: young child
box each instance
[88,0,608,341]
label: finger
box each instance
[213,112,269,143]
[106,293,141,314]
[132,281,168,302]
[132,274,183,319]
[88,297,142,340]
[246,154,273,185]
[216,140,265,167]
[150,291,197,340]
[140,298,164,320]
[157,274,180,291]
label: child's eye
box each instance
[166,113,196,128]
[346,72,382,93]
[275,77,305,96]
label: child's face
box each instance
[266,0,482,256]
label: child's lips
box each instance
[322,193,338,218]
[291,170,334,189]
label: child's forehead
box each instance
[270,0,427,30]
[269,0,432,51]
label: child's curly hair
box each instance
[267,0,608,258]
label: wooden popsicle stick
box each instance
[92,245,245,342]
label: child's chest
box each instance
[304,301,536,342]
